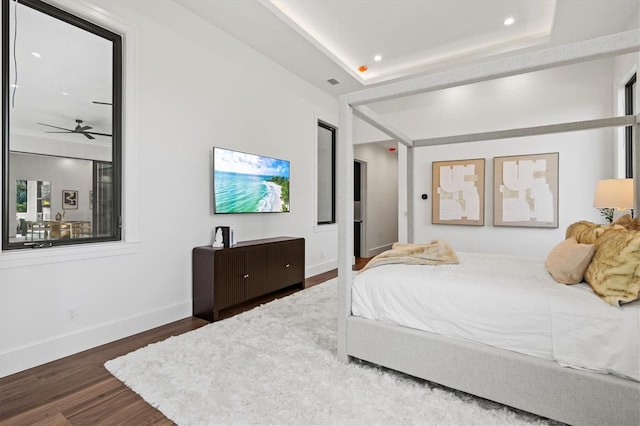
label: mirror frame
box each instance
[2,0,122,250]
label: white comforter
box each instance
[352,252,640,381]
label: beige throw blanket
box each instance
[360,240,459,272]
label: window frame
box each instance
[317,120,336,225]
[624,73,636,178]
[2,0,123,250]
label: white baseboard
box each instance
[0,301,191,378]
[306,259,338,278]
[367,243,393,257]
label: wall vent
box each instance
[327,78,340,85]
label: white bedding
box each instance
[352,252,640,381]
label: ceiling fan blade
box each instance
[85,131,112,137]
[38,122,73,132]
[39,120,110,139]
[45,130,105,140]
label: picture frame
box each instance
[62,189,78,210]
[493,152,559,228]
[432,158,485,226]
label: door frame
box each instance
[354,158,367,258]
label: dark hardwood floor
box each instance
[0,258,371,425]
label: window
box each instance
[625,73,636,178]
[2,0,122,250]
[317,121,336,224]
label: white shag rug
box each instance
[105,279,552,426]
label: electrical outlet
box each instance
[66,306,79,322]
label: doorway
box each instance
[354,160,366,257]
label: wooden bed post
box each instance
[397,144,414,244]
[397,145,408,243]
[407,146,414,243]
[337,95,354,363]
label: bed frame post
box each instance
[337,95,354,363]
[407,146,414,243]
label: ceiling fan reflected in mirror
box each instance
[37,119,112,140]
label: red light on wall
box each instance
[388,147,396,152]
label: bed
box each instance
[346,250,640,425]
[336,30,640,426]
[353,251,639,382]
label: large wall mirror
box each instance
[2,0,122,249]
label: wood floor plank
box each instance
[0,403,69,426]
[0,375,42,417]
[29,412,72,426]
[0,266,347,425]
[61,379,169,425]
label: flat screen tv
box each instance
[213,147,290,213]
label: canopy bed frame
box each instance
[337,30,640,425]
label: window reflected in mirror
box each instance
[2,0,122,249]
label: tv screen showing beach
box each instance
[213,147,290,214]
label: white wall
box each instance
[372,59,619,257]
[354,143,398,256]
[0,0,338,376]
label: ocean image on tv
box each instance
[214,147,290,213]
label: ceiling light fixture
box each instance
[374,54,382,62]
[504,17,515,26]
[62,91,68,96]
[31,51,41,58]
[358,65,368,72]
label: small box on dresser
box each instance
[192,236,305,321]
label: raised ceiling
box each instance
[261,0,556,85]
[7,0,640,144]
[176,0,640,96]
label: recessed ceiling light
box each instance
[374,54,382,62]
[62,91,69,96]
[504,17,515,26]
[31,52,41,58]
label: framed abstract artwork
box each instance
[62,189,78,210]
[432,158,485,226]
[493,152,559,228]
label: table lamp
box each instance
[593,178,634,222]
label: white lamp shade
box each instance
[593,178,634,209]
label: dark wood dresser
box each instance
[192,236,305,321]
